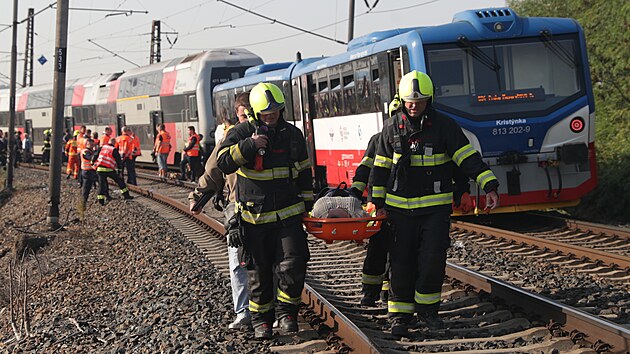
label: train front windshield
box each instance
[425,35,584,120]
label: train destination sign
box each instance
[472,88,545,105]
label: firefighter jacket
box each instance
[81,149,96,171]
[65,139,78,157]
[217,118,313,225]
[42,137,51,152]
[372,108,498,215]
[351,132,380,197]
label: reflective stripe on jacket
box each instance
[217,118,313,225]
[371,109,498,215]
[81,151,95,171]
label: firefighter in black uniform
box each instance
[353,130,476,307]
[41,129,52,166]
[372,71,499,336]
[217,82,313,340]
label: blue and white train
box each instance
[213,7,597,214]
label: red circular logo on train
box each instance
[570,117,585,133]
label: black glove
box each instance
[226,214,243,248]
[228,227,243,248]
[211,191,226,212]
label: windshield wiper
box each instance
[457,36,501,72]
[539,30,578,69]
[457,36,502,91]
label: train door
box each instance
[64,117,74,132]
[150,110,163,149]
[299,74,326,190]
[186,95,198,122]
[24,119,33,140]
[116,114,125,135]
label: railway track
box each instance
[24,164,630,352]
[129,168,628,353]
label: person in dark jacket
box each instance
[217,83,313,340]
[371,71,499,336]
[92,138,133,205]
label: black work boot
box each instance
[360,283,381,307]
[254,323,272,340]
[122,192,134,200]
[390,317,411,337]
[417,311,445,330]
[278,315,298,333]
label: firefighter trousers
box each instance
[361,222,391,296]
[387,210,451,319]
[97,170,128,202]
[66,156,79,178]
[81,170,97,202]
[241,218,310,327]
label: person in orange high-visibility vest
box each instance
[100,126,113,148]
[93,138,134,205]
[179,126,202,181]
[65,130,80,179]
[153,124,171,179]
[76,126,88,187]
[115,126,137,185]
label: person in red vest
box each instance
[93,137,134,205]
[115,126,137,185]
[179,126,202,181]
[79,139,97,208]
[65,130,80,179]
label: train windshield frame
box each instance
[425,34,584,120]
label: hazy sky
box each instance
[0,0,507,87]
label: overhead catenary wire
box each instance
[217,0,347,45]
[87,39,141,67]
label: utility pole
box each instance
[47,0,69,229]
[23,8,35,87]
[347,0,355,42]
[149,20,161,64]
[6,0,19,190]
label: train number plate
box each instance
[492,126,531,135]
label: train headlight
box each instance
[570,117,585,133]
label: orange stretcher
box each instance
[302,214,387,244]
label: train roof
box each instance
[294,7,582,76]
[214,57,324,93]
[119,48,262,78]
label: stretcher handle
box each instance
[302,214,387,223]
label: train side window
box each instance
[372,67,381,112]
[355,60,372,114]
[188,95,198,121]
[72,107,82,124]
[307,75,318,119]
[291,79,302,121]
[342,73,356,116]
[82,107,90,124]
[318,76,329,118]
[0,112,8,126]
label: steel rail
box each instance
[565,219,630,240]
[453,220,630,269]
[126,180,382,353]
[446,262,630,353]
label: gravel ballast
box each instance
[0,168,270,353]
